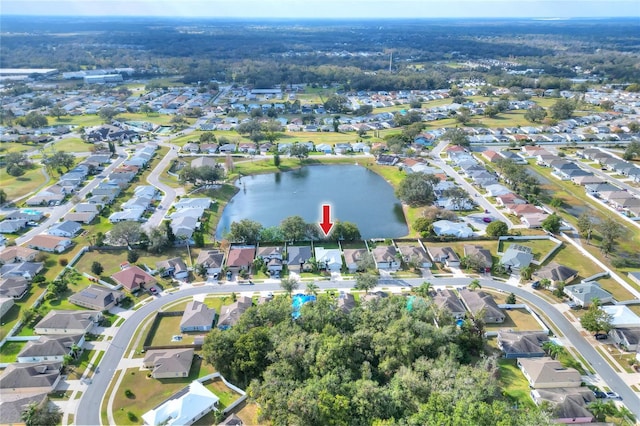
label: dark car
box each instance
[483,217,492,223]
[531,280,541,289]
[593,390,606,399]
[149,287,158,294]
[594,333,608,340]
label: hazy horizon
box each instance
[3,0,639,18]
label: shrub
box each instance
[127,250,139,263]
[124,389,135,399]
[59,258,68,267]
[127,411,138,421]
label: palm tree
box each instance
[413,281,433,298]
[542,341,565,360]
[588,400,616,422]
[520,266,533,281]
[305,282,319,296]
[280,277,299,297]
[468,279,481,291]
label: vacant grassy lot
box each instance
[47,137,93,153]
[0,166,48,201]
[47,115,103,127]
[112,358,216,425]
[485,308,544,332]
[0,142,35,154]
[497,358,536,409]
[147,314,209,347]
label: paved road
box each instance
[431,140,519,229]
[74,277,640,425]
[573,154,640,197]
[15,149,127,246]
[143,142,183,230]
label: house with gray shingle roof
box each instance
[69,284,124,311]
[564,281,613,307]
[459,288,505,323]
[0,362,62,395]
[17,334,84,363]
[218,296,253,330]
[180,301,216,332]
[498,331,550,359]
[34,310,102,335]
[143,348,194,379]
[533,262,578,286]
[432,289,466,320]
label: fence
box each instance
[198,372,248,414]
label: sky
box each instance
[3,0,640,18]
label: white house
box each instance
[141,380,219,426]
[314,247,342,272]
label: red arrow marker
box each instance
[319,204,334,236]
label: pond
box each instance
[216,165,408,239]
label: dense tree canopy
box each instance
[396,173,439,207]
[202,295,552,425]
[228,219,263,244]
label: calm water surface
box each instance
[216,165,408,239]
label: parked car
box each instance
[149,287,158,294]
[483,217,492,223]
[531,280,541,289]
[593,390,606,399]
[594,333,608,340]
[605,391,621,400]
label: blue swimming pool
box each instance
[21,209,42,215]
[292,294,316,319]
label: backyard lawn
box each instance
[497,238,559,262]
[47,137,94,153]
[0,341,26,363]
[497,358,536,409]
[203,378,242,408]
[112,358,216,425]
[485,308,544,332]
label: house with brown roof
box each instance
[398,245,432,268]
[27,235,73,253]
[371,245,400,271]
[463,245,492,272]
[143,348,194,379]
[69,284,124,311]
[495,193,527,207]
[518,357,581,388]
[426,246,460,267]
[218,296,253,330]
[343,248,369,273]
[180,300,216,332]
[0,362,62,395]
[0,246,38,264]
[196,250,225,277]
[111,265,156,292]
[0,392,48,425]
[226,246,256,274]
[482,150,502,163]
[458,289,505,323]
[34,310,102,335]
[432,289,466,320]
[533,262,579,286]
[156,257,189,280]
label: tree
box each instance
[354,272,378,294]
[588,400,617,422]
[6,164,25,177]
[355,104,373,115]
[21,402,62,426]
[127,250,139,263]
[109,221,144,247]
[228,219,263,244]
[576,212,595,241]
[288,143,309,162]
[49,105,66,119]
[0,188,6,205]
[280,277,299,297]
[442,186,472,211]
[519,266,533,281]
[273,153,281,167]
[506,292,516,304]
[331,221,361,242]
[542,341,566,360]
[305,282,319,296]
[413,281,433,298]
[396,173,438,207]
[323,94,350,113]
[524,106,547,123]
[91,261,104,276]
[599,100,615,111]
[281,216,308,242]
[355,253,376,272]
[98,106,118,122]
[15,111,48,128]
[541,213,562,234]
[147,227,171,254]
[468,279,481,290]
[598,217,623,255]
[442,128,470,147]
[485,220,509,237]
[549,197,563,209]
[580,300,613,334]
[42,150,75,172]
[550,98,576,120]
[623,140,640,161]
[5,152,29,170]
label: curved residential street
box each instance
[74,277,640,425]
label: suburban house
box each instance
[343,248,369,273]
[610,328,640,352]
[0,297,15,317]
[432,220,474,238]
[533,262,579,286]
[518,357,581,388]
[141,380,219,426]
[218,296,253,330]
[432,289,466,320]
[190,156,218,168]
[0,246,38,264]
[180,301,216,332]
[458,289,505,323]
[564,282,613,307]
[256,246,284,275]
[314,247,342,272]
[500,244,534,272]
[0,219,27,234]
[17,334,84,363]
[0,277,30,299]
[0,262,44,281]
[371,245,400,271]
[196,250,225,277]
[463,245,493,272]
[173,197,212,210]
[34,310,102,335]
[286,245,313,273]
[337,293,356,313]
[64,211,97,224]
[601,305,640,328]
[46,221,82,238]
[0,392,48,425]
[426,246,460,267]
[530,388,594,424]
[226,246,256,275]
[497,331,550,359]
[156,257,189,280]
[0,362,62,395]
[69,284,124,311]
[142,348,194,379]
[27,235,73,253]
[397,245,432,268]
[111,265,157,292]
[5,210,44,222]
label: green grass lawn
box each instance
[203,378,242,408]
[485,308,544,332]
[112,358,217,425]
[148,315,207,346]
[497,358,536,409]
[497,238,558,261]
[47,137,94,153]
[0,166,48,201]
[0,340,27,363]
[0,142,36,154]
